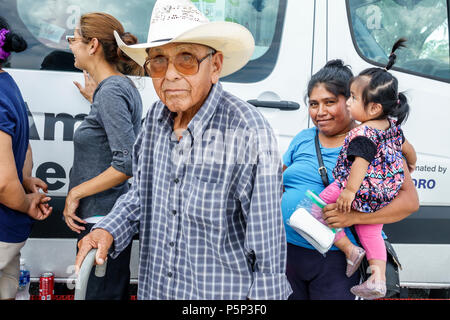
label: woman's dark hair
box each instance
[0,16,27,65]
[350,38,410,125]
[79,12,143,76]
[305,59,353,103]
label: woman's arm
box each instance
[0,131,52,219]
[63,82,137,233]
[323,158,419,227]
[402,139,417,173]
[69,167,130,200]
[63,167,130,233]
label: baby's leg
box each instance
[355,224,386,281]
[313,182,349,245]
[310,181,341,224]
[310,182,365,276]
[350,224,387,299]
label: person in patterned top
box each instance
[311,39,417,300]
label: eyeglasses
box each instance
[144,50,216,79]
[66,35,84,44]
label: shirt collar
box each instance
[156,82,223,142]
[186,82,222,140]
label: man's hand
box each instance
[22,176,48,194]
[336,188,356,213]
[25,193,52,220]
[73,70,97,103]
[75,229,114,274]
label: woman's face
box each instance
[308,83,354,137]
[68,28,90,70]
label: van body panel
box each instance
[3,0,450,289]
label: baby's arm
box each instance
[402,139,417,173]
[337,156,370,213]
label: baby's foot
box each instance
[346,246,365,277]
[350,277,386,300]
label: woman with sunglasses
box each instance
[64,12,143,300]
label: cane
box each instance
[74,249,107,300]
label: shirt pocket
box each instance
[184,176,226,230]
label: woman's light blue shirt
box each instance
[281,127,358,250]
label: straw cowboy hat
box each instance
[114,0,255,77]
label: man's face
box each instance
[149,43,223,114]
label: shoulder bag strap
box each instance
[314,129,330,188]
[314,129,361,243]
[315,129,361,242]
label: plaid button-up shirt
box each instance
[94,82,292,300]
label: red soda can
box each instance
[39,272,54,300]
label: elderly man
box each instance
[76,0,291,300]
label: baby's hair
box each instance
[385,38,407,71]
[350,38,410,125]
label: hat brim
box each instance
[114,21,255,78]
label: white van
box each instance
[3,0,449,294]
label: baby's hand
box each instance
[336,189,356,213]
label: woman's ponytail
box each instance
[0,16,27,64]
[116,32,144,76]
[3,32,27,53]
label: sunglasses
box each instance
[144,49,216,78]
[66,35,84,44]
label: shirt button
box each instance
[171,210,177,215]
[167,272,173,277]
[174,178,179,184]
[169,242,175,247]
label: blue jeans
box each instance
[286,243,360,300]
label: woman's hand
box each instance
[63,190,86,233]
[22,176,48,194]
[322,203,359,228]
[324,159,419,228]
[73,70,97,103]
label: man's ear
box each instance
[211,51,223,84]
[369,102,383,117]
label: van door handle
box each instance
[247,99,300,111]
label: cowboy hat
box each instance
[113,0,255,77]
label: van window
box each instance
[2,0,285,83]
[347,0,450,82]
